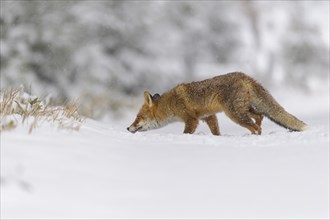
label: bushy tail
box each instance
[251,85,307,131]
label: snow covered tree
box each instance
[1,0,328,117]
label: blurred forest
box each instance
[0,0,329,118]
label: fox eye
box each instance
[137,115,145,120]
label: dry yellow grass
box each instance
[0,87,84,133]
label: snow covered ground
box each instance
[1,90,329,219]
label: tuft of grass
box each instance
[0,87,84,133]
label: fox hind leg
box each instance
[224,95,262,135]
[249,108,263,134]
[225,110,261,135]
[204,114,220,136]
[249,108,263,127]
[237,114,261,135]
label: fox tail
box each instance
[251,84,307,131]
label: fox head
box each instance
[127,91,161,133]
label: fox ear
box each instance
[153,93,160,102]
[144,91,153,106]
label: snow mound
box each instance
[1,110,329,219]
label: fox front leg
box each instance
[204,114,220,136]
[183,118,199,134]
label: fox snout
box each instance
[127,125,141,134]
[127,120,143,133]
[127,116,160,133]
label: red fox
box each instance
[127,72,307,135]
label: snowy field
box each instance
[1,90,329,219]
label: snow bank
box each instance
[1,91,329,219]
